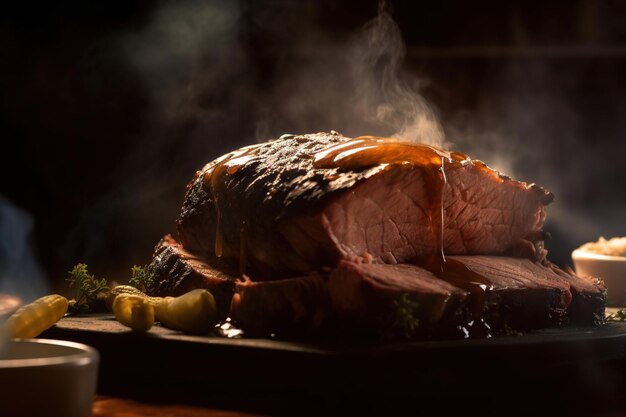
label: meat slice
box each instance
[147,235,237,320]
[545,263,606,325]
[431,256,572,332]
[177,133,552,278]
[328,257,584,340]
[441,256,605,326]
[229,274,330,338]
[329,261,469,340]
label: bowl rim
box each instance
[0,338,99,368]
[572,248,626,262]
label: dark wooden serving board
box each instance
[42,314,626,417]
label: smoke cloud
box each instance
[350,3,445,146]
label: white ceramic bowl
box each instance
[0,338,99,417]
[572,249,626,307]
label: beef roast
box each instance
[146,132,606,340]
[177,132,552,278]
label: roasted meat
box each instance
[147,132,605,340]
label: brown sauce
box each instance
[214,196,223,258]
[420,256,493,338]
[312,136,471,170]
[201,144,264,265]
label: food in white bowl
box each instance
[573,237,626,307]
[0,338,99,417]
[577,236,626,257]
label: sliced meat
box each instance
[545,262,606,325]
[177,133,552,278]
[147,235,238,320]
[441,256,605,326]
[329,261,469,340]
[429,256,571,332]
[329,257,580,340]
[146,240,604,339]
[229,274,329,338]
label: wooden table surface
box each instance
[92,396,267,417]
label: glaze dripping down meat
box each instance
[147,132,605,341]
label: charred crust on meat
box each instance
[529,183,554,205]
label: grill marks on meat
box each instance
[177,133,552,278]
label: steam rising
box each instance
[351,3,445,146]
[251,2,444,146]
[0,197,49,303]
[121,0,444,150]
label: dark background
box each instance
[2,0,626,295]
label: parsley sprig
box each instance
[66,263,110,313]
[128,265,152,292]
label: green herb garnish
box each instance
[66,263,110,314]
[128,265,152,292]
[385,293,420,340]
